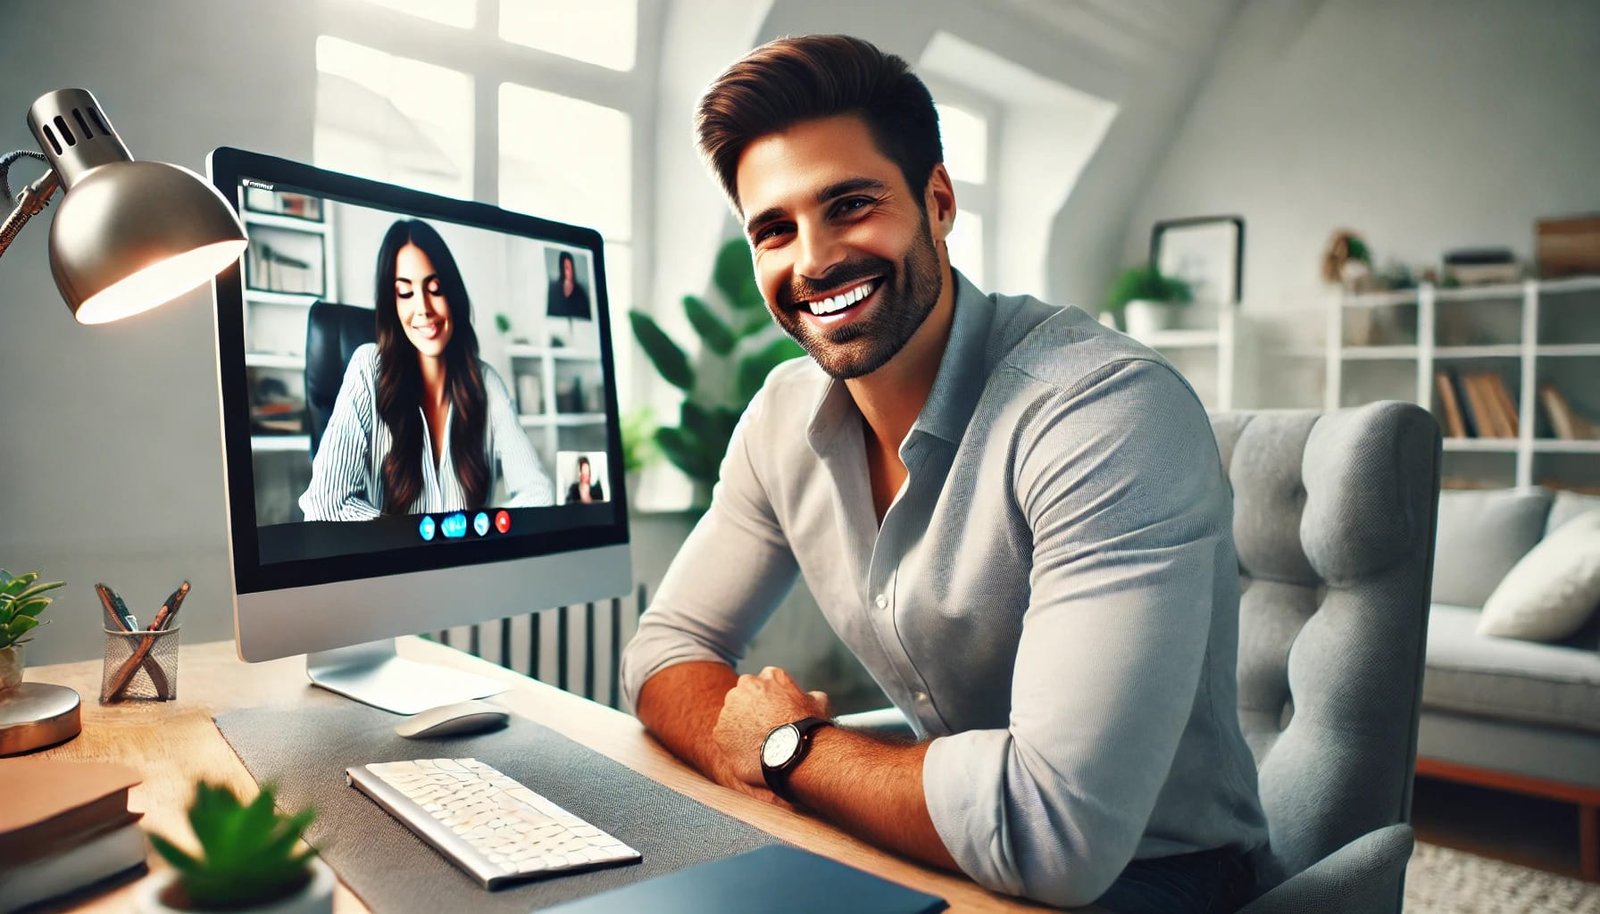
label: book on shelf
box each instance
[1458,373,1500,438]
[1484,373,1519,438]
[1540,384,1600,440]
[1434,370,1467,439]
[0,759,147,909]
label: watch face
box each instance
[763,724,801,768]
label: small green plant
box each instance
[0,570,64,650]
[494,312,513,336]
[1104,264,1192,316]
[629,238,804,501]
[149,782,317,911]
[619,405,659,476]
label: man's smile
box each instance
[803,278,878,316]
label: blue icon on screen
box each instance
[473,512,490,537]
[418,516,436,541]
[441,512,468,539]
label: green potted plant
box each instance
[629,238,804,508]
[141,782,333,914]
[619,405,659,503]
[0,569,64,694]
[1104,264,1192,338]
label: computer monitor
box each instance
[206,147,631,713]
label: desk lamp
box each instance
[0,88,246,755]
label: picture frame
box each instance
[243,186,324,222]
[1150,216,1245,306]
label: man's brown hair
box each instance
[695,34,943,211]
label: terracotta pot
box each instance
[0,644,22,694]
[137,857,335,914]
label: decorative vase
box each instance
[1123,299,1181,338]
[0,644,21,694]
[137,857,336,914]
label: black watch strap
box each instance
[761,716,831,801]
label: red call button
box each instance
[494,510,511,534]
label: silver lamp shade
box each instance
[27,89,246,324]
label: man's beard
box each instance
[772,214,944,381]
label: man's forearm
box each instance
[788,727,959,872]
[634,661,738,776]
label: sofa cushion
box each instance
[1479,509,1600,642]
[1548,490,1600,537]
[1431,488,1552,608]
[1424,604,1600,734]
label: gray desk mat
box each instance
[214,699,777,913]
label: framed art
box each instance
[1150,216,1245,306]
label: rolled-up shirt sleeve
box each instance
[620,385,801,710]
[923,361,1225,907]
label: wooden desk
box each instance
[27,638,1058,913]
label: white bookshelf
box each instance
[1326,277,1600,488]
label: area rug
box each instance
[1406,841,1600,913]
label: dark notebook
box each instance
[538,844,948,914]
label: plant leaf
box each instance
[713,238,763,310]
[629,311,696,392]
[741,311,773,336]
[148,833,203,873]
[655,427,717,485]
[736,337,806,402]
[13,598,51,618]
[682,295,737,355]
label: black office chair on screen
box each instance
[304,300,376,460]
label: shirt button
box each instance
[874,594,887,609]
[914,691,928,703]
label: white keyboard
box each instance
[346,757,641,888]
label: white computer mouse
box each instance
[395,699,510,739]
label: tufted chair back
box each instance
[1213,402,1441,912]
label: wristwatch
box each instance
[761,716,832,801]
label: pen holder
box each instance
[100,626,180,703]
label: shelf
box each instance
[251,435,310,453]
[1434,345,1522,358]
[505,344,602,361]
[245,352,306,370]
[246,289,321,307]
[1533,439,1600,454]
[1341,346,1420,360]
[1534,344,1600,357]
[1442,438,1518,453]
[243,211,332,233]
[518,413,607,428]
[1342,276,1600,309]
[1342,289,1419,309]
[1135,329,1219,349]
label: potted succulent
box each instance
[0,569,64,694]
[619,405,659,504]
[1104,264,1192,338]
[142,782,333,914]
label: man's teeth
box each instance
[807,281,874,316]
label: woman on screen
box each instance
[300,219,552,520]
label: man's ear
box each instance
[923,163,957,240]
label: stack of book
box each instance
[0,759,147,910]
[1539,385,1600,440]
[1434,369,1520,439]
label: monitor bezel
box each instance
[207,146,629,596]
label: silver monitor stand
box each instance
[306,638,506,715]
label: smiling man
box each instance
[619,35,1267,912]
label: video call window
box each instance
[232,181,617,565]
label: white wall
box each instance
[1120,0,1600,405]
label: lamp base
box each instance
[0,682,82,755]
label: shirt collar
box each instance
[804,268,993,455]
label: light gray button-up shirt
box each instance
[620,274,1268,907]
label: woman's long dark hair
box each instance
[372,219,489,514]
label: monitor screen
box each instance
[208,148,631,671]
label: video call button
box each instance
[440,512,468,539]
[418,516,437,542]
[473,511,491,537]
[494,510,511,534]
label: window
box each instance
[936,102,988,184]
[313,37,475,200]
[946,209,985,290]
[499,0,637,71]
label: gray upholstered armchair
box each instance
[1218,402,1441,913]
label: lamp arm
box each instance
[0,150,62,261]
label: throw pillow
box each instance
[1479,509,1600,642]
[1432,488,1553,608]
